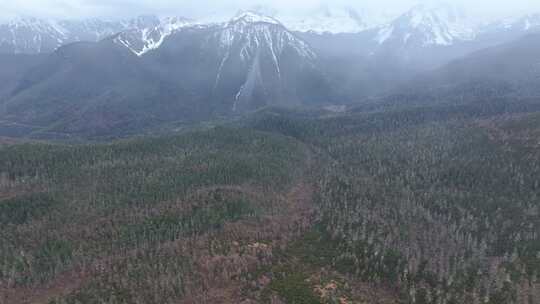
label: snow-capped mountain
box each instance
[211,11,321,111]
[518,14,540,32]
[0,9,331,132]
[484,13,540,34]
[113,16,194,56]
[0,16,127,54]
[374,4,476,47]
[143,11,329,113]
[0,17,71,54]
[55,18,126,42]
[214,11,316,64]
[0,15,196,55]
[3,7,540,136]
[276,6,387,34]
[3,5,540,57]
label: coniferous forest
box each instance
[1,100,539,303]
[2,3,540,303]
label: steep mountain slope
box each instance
[365,4,481,69]
[296,5,540,73]
[112,16,194,56]
[0,12,331,137]
[0,17,126,54]
[297,7,540,100]
[277,5,385,34]
[483,13,540,37]
[416,33,540,97]
[0,17,70,54]
[1,39,197,137]
[144,11,332,114]
[374,4,475,48]
[294,5,487,99]
[365,33,540,111]
[2,7,539,59]
[0,16,195,56]
[0,54,45,100]
[2,8,540,138]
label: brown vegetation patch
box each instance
[1,270,86,304]
[477,113,540,150]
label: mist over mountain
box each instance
[2,2,540,304]
[0,4,539,137]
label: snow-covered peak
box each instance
[520,14,540,31]
[114,16,195,56]
[228,11,281,26]
[3,16,68,35]
[0,17,71,53]
[124,15,160,29]
[208,11,319,112]
[489,13,540,32]
[58,18,126,42]
[210,10,316,73]
[161,16,193,31]
[276,6,386,34]
[0,14,198,55]
[375,4,476,46]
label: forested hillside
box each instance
[248,106,540,304]
[0,127,315,303]
[1,101,539,303]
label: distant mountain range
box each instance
[0,15,198,55]
[0,6,539,138]
[1,5,539,55]
[0,11,331,137]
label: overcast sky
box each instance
[1,0,539,21]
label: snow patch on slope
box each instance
[114,16,194,56]
[375,4,477,46]
[216,11,316,63]
[273,6,391,34]
[0,17,70,53]
[229,11,281,26]
[207,11,319,112]
[376,26,394,44]
[488,14,540,33]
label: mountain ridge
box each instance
[0,11,332,137]
[2,7,540,56]
[1,9,540,138]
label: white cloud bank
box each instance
[0,0,539,21]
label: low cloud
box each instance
[1,0,539,21]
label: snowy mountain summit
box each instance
[114,16,194,56]
[1,5,540,56]
[276,6,381,34]
[487,13,540,33]
[198,11,323,112]
[0,16,125,54]
[376,4,476,46]
[216,11,315,63]
[228,11,282,26]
